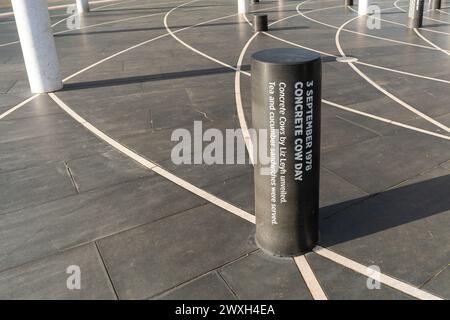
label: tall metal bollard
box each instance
[252,48,322,256]
[345,0,354,6]
[407,0,425,28]
[11,0,63,93]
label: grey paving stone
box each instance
[319,167,368,219]
[306,253,413,300]
[0,112,85,144]
[66,149,152,193]
[0,175,206,272]
[0,161,76,215]
[322,130,450,194]
[0,243,116,300]
[97,204,256,299]
[320,169,450,287]
[220,251,312,300]
[156,271,236,300]
[204,172,254,214]
[4,94,64,120]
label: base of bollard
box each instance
[256,237,315,257]
[252,0,260,3]
[345,0,354,6]
[253,14,268,32]
[406,0,424,28]
[406,17,422,28]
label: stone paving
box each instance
[0,0,449,299]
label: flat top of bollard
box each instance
[252,48,320,65]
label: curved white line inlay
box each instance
[334,13,450,133]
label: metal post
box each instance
[345,0,354,6]
[407,0,425,28]
[252,48,322,256]
[253,14,268,32]
[76,0,90,14]
[11,0,63,93]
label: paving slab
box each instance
[0,243,116,300]
[97,204,256,299]
[220,251,312,300]
[156,271,236,300]
[306,253,413,300]
[0,174,206,272]
[0,161,76,215]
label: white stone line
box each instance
[314,246,443,300]
[296,2,441,51]
[0,94,40,120]
[54,11,166,36]
[294,255,328,300]
[335,14,450,133]
[413,27,450,55]
[0,0,143,47]
[163,0,248,72]
[268,4,345,27]
[437,9,450,15]
[235,32,257,164]
[48,92,256,224]
[322,99,450,141]
[243,13,252,26]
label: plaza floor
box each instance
[0,0,449,299]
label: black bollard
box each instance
[252,0,260,3]
[406,0,425,28]
[253,14,268,32]
[251,48,322,257]
[430,0,441,10]
[345,0,354,6]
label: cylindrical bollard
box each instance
[238,0,249,14]
[253,14,268,32]
[358,0,368,15]
[407,0,424,28]
[11,0,63,93]
[429,0,441,10]
[251,48,322,256]
[345,0,354,6]
[76,0,90,14]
